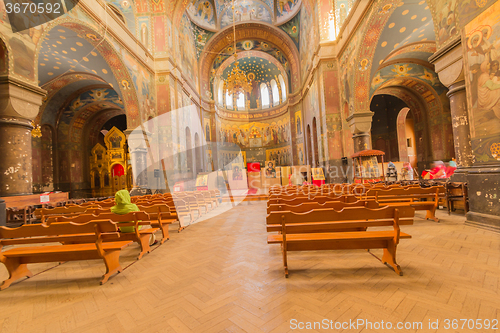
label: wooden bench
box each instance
[268,195,358,207]
[137,205,177,243]
[361,186,445,222]
[266,199,380,215]
[46,212,157,259]
[0,220,132,289]
[445,182,469,215]
[267,206,414,277]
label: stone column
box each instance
[431,38,500,230]
[0,77,45,196]
[430,40,473,181]
[125,128,150,195]
[446,81,474,180]
[346,111,374,153]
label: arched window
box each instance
[226,91,233,109]
[260,83,270,108]
[218,81,224,106]
[278,75,287,102]
[236,93,245,110]
[271,79,279,106]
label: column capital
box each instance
[428,39,464,88]
[346,110,374,135]
[0,76,46,120]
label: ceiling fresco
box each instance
[38,26,120,91]
[370,0,435,81]
[220,55,285,84]
[187,0,217,30]
[276,0,301,24]
[279,13,300,49]
[219,0,273,28]
[40,79,109,127]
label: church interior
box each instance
[0,0,500,331]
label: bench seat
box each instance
[268,231,412,244]
[3,241,131,260]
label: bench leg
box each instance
[160,222,170,244]
[136,234,152,260]
[425,207,439,222]
[382,244,402,276]
[282,245,289,278]
[1,258,33,291]
[101,250,122,285]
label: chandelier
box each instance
[222,1,252,97]
[225,53,252,96]
[31,121,42,138]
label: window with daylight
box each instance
[271,79,279,106]
[218,81,224,106]
[261,83,270,108]
[236,93,245,110]
[226,91,233,109]
[278,74,286,102]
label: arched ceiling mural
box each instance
[200,22,300,100]
[220,55,285,85]
[38,26,120,91]
[370,1,435,81]
[186,0,301,30]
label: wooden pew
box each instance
[267,206,414,277]
[361,186,445,222]
[46,212,157,260]
[0,220,132,289]
[34,206,90,224]
[137,205,177,244]
[266,206,415,233]
[268,195,358,207]
[266,199,380,215]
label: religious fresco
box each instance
[464,1,500,163]
[57,88,124,142]
[137,16,151,51]
[266,147,292,166]
[177,14,199,89]
[219,0,273,28]
[431,0,497,48]
[216,113,291,148]
[294,111,303,137]
[204,118,212,141]
[370,63,446,97]
[276,0,301,25]
[299,5,319,82]
[296,143,305,165]
[278,13,300,49]
[192,23,215,58]
[122,50,156,121]
[108,0,137,33]
[187,0,216,30]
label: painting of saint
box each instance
[265,160,276,178]
[232,165,243,180]
[464,1,500,162]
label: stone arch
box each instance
[34,19,141,127]
[199,22,301,100]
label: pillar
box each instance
[431,38,500,230]
[346,111,374,153]
[446,81,474,180]
[125,128,150,195]
[430,40,473,182]
[0,77,45,196]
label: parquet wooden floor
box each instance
[0,202,499,333]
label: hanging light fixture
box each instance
[223,0,252,97]
[31,121,42,138]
